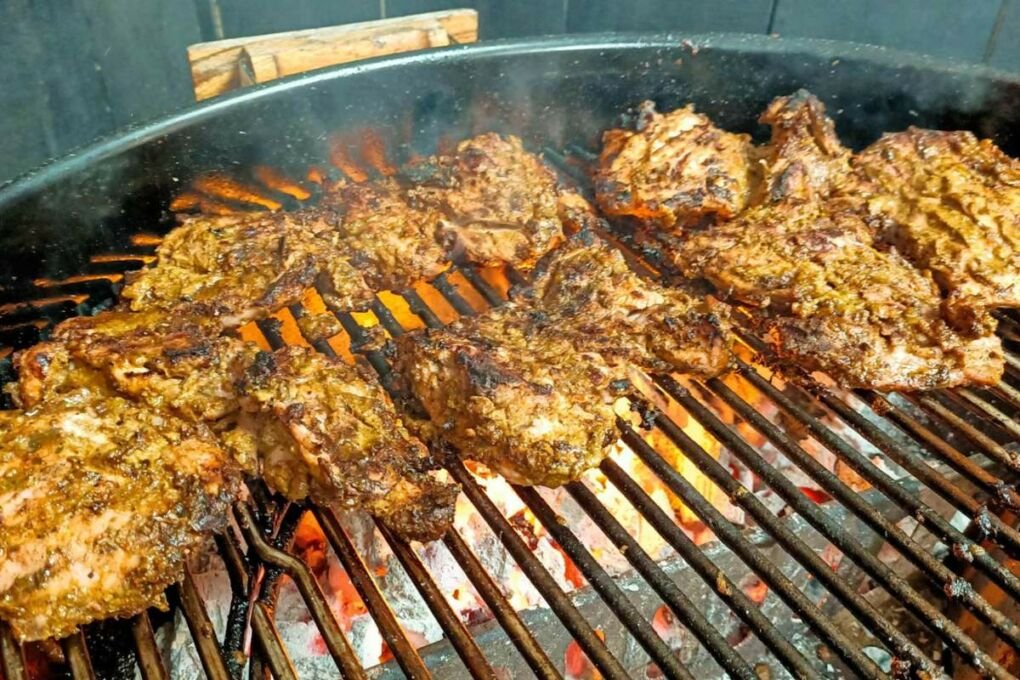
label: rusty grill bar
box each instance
[1,172,1020,680]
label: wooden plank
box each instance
[772,0,1001,62]
[80,0,204,127]
[188,9,478,100]
[215,0,379,39]
[566,0,773,34]
[986,0,1020,71]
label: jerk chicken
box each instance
[120,210,375,327]
[320,133,596,292]
[0,361,238,641]
[594,101,755,230]
[394,232,731,486]
[601,92,1006,389]
[852,127,1020,327]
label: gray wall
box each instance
[1,0,1018,185]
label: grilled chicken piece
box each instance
[121,210,374,327]
[318,134,593,291]
[519,232,731,376]
[394,311,623,486]
[677,202,1004,389]
[852,127,1020,327]
[24,310,457,540]
[0,370,238,642]
[756,90,853,205]
[595,101,755,230]
[238,346,457,541]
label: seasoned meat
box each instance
[318,133,594,292]
[677,201,1003,390]
[755,90,853,205]
[402,133,589,267]
[26,310,457,540]
[121,211,374,326]
[0,373,238,642]
[595,101,755,230]
[238,346,457,541]
[852,128,1020,327]
[519,231,731,377]
[393,312,623,486]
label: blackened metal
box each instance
[446,460,631,680]
[597,459,819,680]
[660,375,1011,672]
[64,631,96,680]
[430,274,476,317]
[734,357,1020,606]
[708,373,1020,643]
[513,484,696,680]
[454,267,505,307]
[912,393,1020,474]
[0,625,26,680]
[177,569,232,680]
[401,288,445,329]
[314,508,432,680]
[564,482,757,680]
[956,388,1020,440]
[375,521,498,680]
[734,329,1020,555]
[930,390,1017,443]
[440,531,562,680]
[616,420,886,679]
[235,505,367,679]
[214,531,254,679]
[370,298,406,338]
[249,603,298,680]
[334,311,395,385]
[131,614,169,680]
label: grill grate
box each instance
[1,157,1019,680]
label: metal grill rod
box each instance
[735,329,1020,556]
[658,375,1019,672]
[0,625,26,680]
[704,374,1020,646]
[513,484,697,680]
[63,631,94,680]
[733,358,1020,615]
[616,420,887,679]
[130,614,169,680]
[957,388,1020,440]
[563,481,757,680]
[177,569,232,680]
[909,393,1020,475]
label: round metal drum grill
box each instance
[0,35,1019,680]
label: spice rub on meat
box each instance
[595,101,755,230]
[321,133,596,292]
[674,92,1003,389]
[120,210,374,326]
[0,364,238,642]
[677,202,1003,390]
[394,233,731,486]
[238,346,457,541]
[18,310,458,542]
[394,311,624,487]
[852,127,1020,327]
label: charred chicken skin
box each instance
[674,92,1003,389]
[25,310,458,542]
[394,311,623,487]
[595,101,755,230]
[121,210,375,326]
[852,127,1020,328]
[0,364,238,642]
[395,233,731,485]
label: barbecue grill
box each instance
[1,33,1019,680]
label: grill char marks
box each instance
[594,101,755,231]
[394,232,733,486]
[851,127,1020,329]
[120,210,375,327]
[0,357,238,642]
[608,91,1009,390]
[321,133,593,293]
